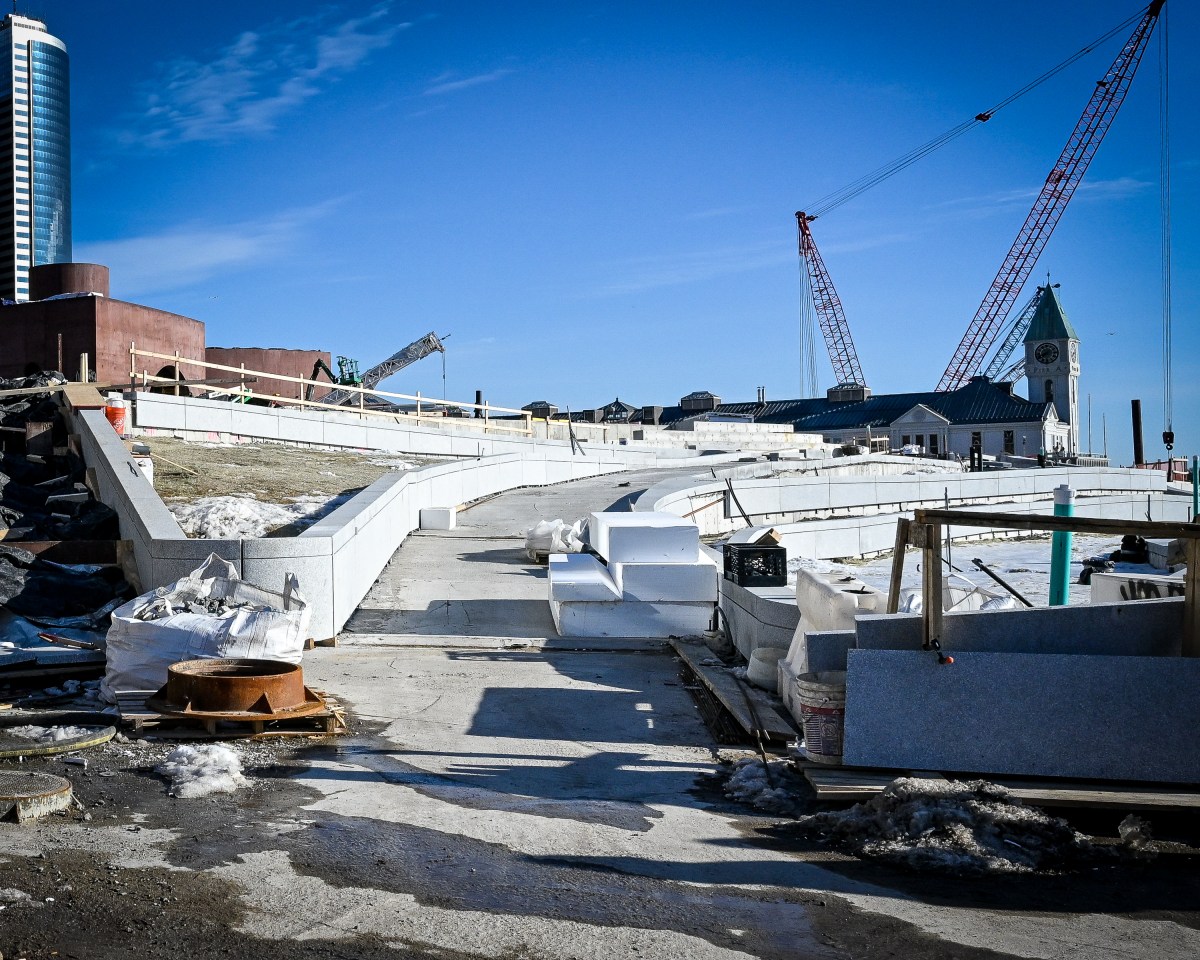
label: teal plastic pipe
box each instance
[1049,484,1075,607]
[1193,456,1198,520]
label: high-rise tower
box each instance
[0,14,70,302]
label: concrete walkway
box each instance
[4,465,1193,959]
[290,467,1200,960]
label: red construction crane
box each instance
[936,0,1165,392]
[796,211,867,388]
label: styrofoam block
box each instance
[587,511,699,564]
[794,567,886,630]
[420,506,457,530]
[550,598,713,638]
[548,554,621,601]
[611,555,718,602]
[1089,570,1186,604]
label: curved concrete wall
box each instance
[76,406,727,641]
[637,457,1177,541]
[132,392,734,462]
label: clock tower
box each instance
[1023,283,1080,455]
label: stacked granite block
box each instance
[548,511,717,637]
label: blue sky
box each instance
[41,1,1200,462]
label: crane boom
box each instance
[981,287,1046,379]
[936,0,1165,392]
[796,212,867,388]
[996,356,1027,384]
[320,331,446,407]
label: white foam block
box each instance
[586,511,699,564]
[610,554,718,602]
[550,598,714,638]
[548,553,621,602]
[1089,570,1186,604]
[794,568,885,631]
[419,507,457,530]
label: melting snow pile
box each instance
[6,724,105,742]
[724,758,811,818]
[169,493,351,539]
[798,777,1090,874]
[156,744,250,799]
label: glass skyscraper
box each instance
[0,14,70,302]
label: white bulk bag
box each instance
[101,554,309,701]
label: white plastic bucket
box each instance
[746,648,785,692]
[795,670,846,764]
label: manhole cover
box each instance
[0,771,73,823]
[0,725,116,759]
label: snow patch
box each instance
[724,758,810,817]
[797,777,1091,874]
[367,456,417,470]
[168,492,353,539]
[156,744,250,799]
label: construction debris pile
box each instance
[795,777,1092,874]
[1,374,134,680]
[131,594,268,622]
[1,373,119,543]
[0,546,131,624]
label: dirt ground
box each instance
[135,436,440,503]
[1,707,1198,960]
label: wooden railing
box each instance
[128,344,534,435]
[888,509,1200,657]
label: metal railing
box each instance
[128,344,534,435]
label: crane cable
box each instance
[802,4,1149,220]
[1159,6,1173,451]
[797,257,819,396]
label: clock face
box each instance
[1034,342,1059,365]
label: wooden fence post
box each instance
[887,517,912,614]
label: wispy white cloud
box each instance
[926,176,1152,220]
[76,202,338,295]
[129,3,408,146]
[588,242,791,297]
[422,69,514,96]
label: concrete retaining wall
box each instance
[132,392,775,462]
[638,459,1175,538]
[719,579,800,660]
[77,406,677,641]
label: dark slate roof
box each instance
[637,397,830,428]
[1024,285,1078,342]
[793,378,1052,431]
[791,391,940,431]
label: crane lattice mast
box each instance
[320,331,446,407]
[936,0,1165,392]
[796,212,866,388]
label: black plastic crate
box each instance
[724,543,787,587]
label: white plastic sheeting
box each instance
[524,518,585,561]
[101,555,309,701]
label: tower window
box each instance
[1045,380,1055,402]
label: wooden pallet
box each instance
[670,638,798,746]
[116,690,348,739]
[802,764,1200,811]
